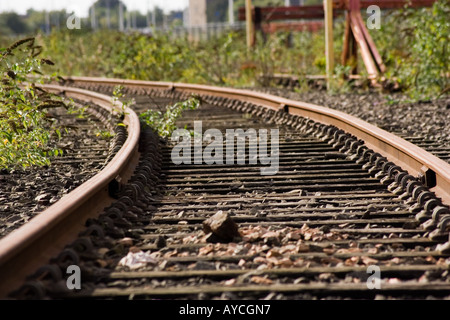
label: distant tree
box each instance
[95,0,126,10]
[89,0,127,29]
[206,0,228,23]
[0,13,29,35]
[168,11,184,27]
[153,6,165,26]
[128,11,148,28]
[24,9,45,33]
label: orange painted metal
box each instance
[0,85,140,298]
[341,11,358,74]
[347,0,386,78]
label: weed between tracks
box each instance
[0,37,73,170]
[139,95,201,138]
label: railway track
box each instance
[257,74,450,164]
[1,77,450,300]
[0,96,119,239]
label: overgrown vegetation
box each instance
[32,28,331,88]
[139,96,201,138]
[0,37,71,170]
[111,85,133,121]
[370,0,449,99]
[0,1,447,107]
[0,2,447,171]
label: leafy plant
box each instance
[328,64,353,94]
[10,3,444,101]
[96,130,114,139]
[0,37,70,169]
[139,96,201,138]
[35,29,329,87]
[371,0,449,99]
[112,85,133,115]
[405,0,449,99]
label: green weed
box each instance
[139,96,201,138]
[0,37,71,169]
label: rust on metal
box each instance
[238,0,437,19]
[65,76,450,206]
[4,77,450,300]
[0,85,140,298]
[238,0,435,79]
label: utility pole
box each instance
[228,0,234,25]
[245,0,254,48]
[146,0,151,28]
[45,10,50,34]
[152,7,156,26]
[127,11,131,30]
[56,12,60,30]
[52,0,60,30]
[324,0,335,90]
[163,12,167,30]
[132,11,137,29]
[106,0,111,29]
[91,5,97,30]
[119,2,124,31]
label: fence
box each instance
[138,22,246,40]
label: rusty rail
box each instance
[33,77,450,300]
[2,77,449,298]
[0,85,140,298]
[65,76,450,205]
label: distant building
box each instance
[183,7,190,27]
[187,0,207,27]
[187,0,231,27]
[167,10,184,26]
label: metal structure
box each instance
[239,0,437,78]
[0,85,140,298]
[1,77,449,298]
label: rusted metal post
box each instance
[245,0,255,48]
[346,0,386,80]
[342,10,358,74]
[324,0,334,90]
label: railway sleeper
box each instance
[15,83,449,300]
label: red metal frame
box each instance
[262,21,324,33]
[238,0,437,19]
[238,0,436,78]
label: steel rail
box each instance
[0,85,140,298]
[65,76,450,205]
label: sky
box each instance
[0,0,189,16]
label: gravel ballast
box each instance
[250,87,450,164]
[0,100,117,239]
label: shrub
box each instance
[139,96,201,138]
[0,37,68,169]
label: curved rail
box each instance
[2,77,449,298]
[66,76,450,205]
[0,85,140,297]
